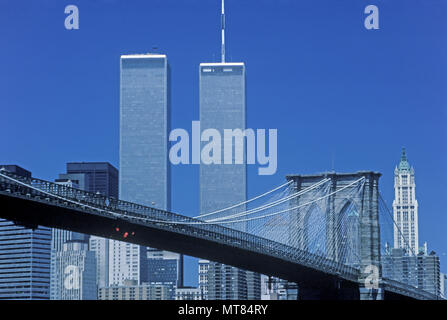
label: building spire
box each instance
[398,147,410,171]
[401,147,407,162]
[221,0,225,63]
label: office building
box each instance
[260,275,298,300]
[56,162,118,290]
[382,246,441,296]
[98,280,170,300]
[0,165,52,300]
[207,262,247,300]
[175,287,203,300]
[393,148,419,254]
[112,53,174,286]
[66,162,118,198]
[89,236,109,289]
[147,249,183,300]
[382,247,418,288]
[441,273,447,299]
[198,259,209,300]
[416,250,441,296]
[119,53,170,209]
[50,173,89,299]
[52,240,97,300]
[199,2,260,299]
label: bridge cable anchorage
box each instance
[194,180,293,219]
[205,178,331,222]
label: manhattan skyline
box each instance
[0,0,446,288]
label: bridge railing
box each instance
[0,170,360,281]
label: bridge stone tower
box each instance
[286,171,383,300]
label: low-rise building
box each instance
[175,287,203,300]
[98,280,170,300]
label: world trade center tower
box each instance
[112,53,182,289]
[199,0,260,300]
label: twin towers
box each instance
[119,0,245,216]
[116,1,259,298]
[119,55,246,217]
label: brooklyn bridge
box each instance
[0,169,438,300]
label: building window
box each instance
[402,175,408,185]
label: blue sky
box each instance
[1,0,446,285]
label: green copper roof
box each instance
[398,147,411,171]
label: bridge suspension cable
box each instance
[123,176,365,226]
[202,177,365,225]
[205,178,331,222]
[194,180,293,219]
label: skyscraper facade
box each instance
[441,273,447,299]
[50,174,89,299]
[393,148,419,255]
[89,236,109,289]
[416,250,441,296]
[382,247,441,296]
[119,54,170,209]
[66,162,118,198]
[0,165,52,300]
[198,259,209,300]
[199,62,260,299]
[147,249,183,300]
[63,162,118,289]
[52,240,97,300]
[207,262,247,300]
[113,53,176,286]
[199,62,247,220]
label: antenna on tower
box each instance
[221,0,225,63]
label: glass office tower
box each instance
[113,54,180,287]
[0,165,51,300]
[199,63,247,221]
[119,54,170,210]
[147,249,183,300]
[199,62,260,299]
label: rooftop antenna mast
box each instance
[221,0,225,63]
